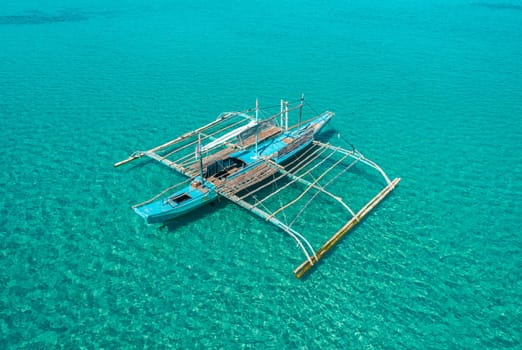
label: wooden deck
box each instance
[216,163,278,196]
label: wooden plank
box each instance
[239,125,281,148]
[293,177,401,279]
[186,147,236,173]
[217,163,278,196]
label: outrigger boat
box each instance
[133,110,331,224]
[115,97,400,278]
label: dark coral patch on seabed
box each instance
[0,9,88,25]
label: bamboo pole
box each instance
[113,152,144,168]
[293,177,401,279]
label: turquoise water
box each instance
[1,0,521,348]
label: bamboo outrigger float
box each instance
[115,97,400,278]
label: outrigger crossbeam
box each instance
[214,143,400,278]
[294,177,400,278]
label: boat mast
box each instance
[298,93,304,128]
[280,99,284,129]
[255,98,259,158]
[285,101,289,131]
[197,133,204,180]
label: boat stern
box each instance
[133,181,217,224]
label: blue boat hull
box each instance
[134,183,218,224]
